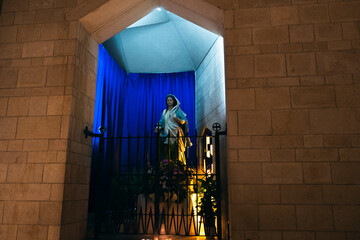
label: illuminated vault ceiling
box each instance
[102,7,219,73]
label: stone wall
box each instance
[222,0,360,239]
[195,36,226,132]
[0,0,97,239]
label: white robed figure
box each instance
[155,94,192,164]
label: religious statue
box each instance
[155,94,192,164]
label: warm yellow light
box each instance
[191,193,205,235]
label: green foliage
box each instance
[197,172,218,228]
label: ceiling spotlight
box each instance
[156,7,162,11]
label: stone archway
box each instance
[64,1,226,239]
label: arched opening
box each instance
[74,1,228,238]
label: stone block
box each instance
[272,110,310,135]
[270,6,299,26]
[291,86,335,108]
[253,26,289,45]
[296,148,338,161]
[289,24,314,43]
[29,96,48,116]
[0,12,14,25]
[281,185,323,204]
[47,96,64,115]
[278,43,302,53]
[227,111,238,136]
[0,117,17,139]
[255,87,290,109]
[0,152,27,164]
[234,8,270,27]
[245,185,280,203]
[303,135,323,148]
[238,110,271,135]
[228,163,262,184]
[49,139,68,151]
[18,66,47,88]
[252,136,280,149]
[0,164,7,182]
[329,2,360,22]
[228,136,251,149]
[296,205,333,230]
[43,164,66,183]
[314,23,342,41]
[231,204,259,230]
[237,78,267,88]
[17,225,48,240]
[0,43,23,59]
[54,39,77,56]
[332,162,360,184]
[309,109,360,134]
[245,231,282,240]
[259,205,296,230]
[48,225,60,240]
[238,149,270,162]
[328,41,352,50]
[254,54,286,77]
[339,148,360,161]
[286,52,316,76]
[317,232,345,240]
[35,8,66,23]
[333,205,360,230]
[3,201,40,224]
[226,88,255,110]
[0,26,17,44]
[325,74,353,85]
[17,24,41,42]
[50,184,64,201]
[39,201,62,225]
[300,76,324,86]
[14,11,36,24]
[47,64,75,87]
[7,140,23,152]
[342,22,360,40]
[229,185,244,203]
[29,0,53,10]
[263,163,303,184]
[28,151,57,163]
[0,225,17,240]
[225,55,254,78]
[303,41,327,52]
[24,87,64,97]
[336,85,360,107]
[324,135,351,147]
[283,232,315,240]
[267,77,299,87]
[2,0,29,11]
[22,41,54,58]
[271,149,295,162]
[41,23,69,40]
[7,97,30,117]
[228,149,237,163]
[0,68,18,89]
[16,116,61,139]
[299,4,329,23]
[7,164,43,183]
[323,185,360,204]
[13,183,51,201]
[351,134,360,147]
[225,28,252,46]
[23,140,48,151]
[224,10,233,29]
[317,51,360,75]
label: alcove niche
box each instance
[76,0,228,238]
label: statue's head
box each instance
[166,94,177,108]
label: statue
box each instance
[155,94,192,164]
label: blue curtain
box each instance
[90,45,195,210]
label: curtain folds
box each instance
[90,44,195,210]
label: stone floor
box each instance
[87,235,217,240]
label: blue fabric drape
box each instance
[90,45,195,210]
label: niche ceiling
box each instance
[103,7,219,73]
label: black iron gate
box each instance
[84,123,226,238]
